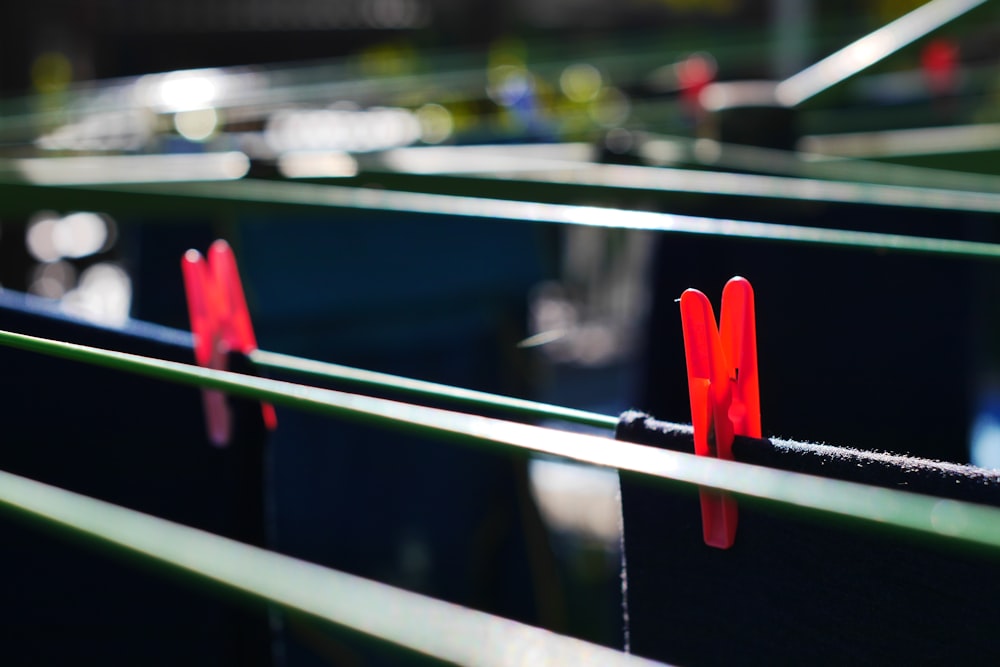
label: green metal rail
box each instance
[2,327,1000,553]
[251,348,619,430]
[1,178,999,262]
[0,467,667,667]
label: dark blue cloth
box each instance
[122,212,559,666]
[0,291,271,666]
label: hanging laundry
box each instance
[616,411,1000,666]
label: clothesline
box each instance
[250,348,618,430]
[2,326,999,552]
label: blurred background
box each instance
[2,0,1000,665]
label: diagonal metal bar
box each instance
[0,467,669,667]
[776,0,988,106]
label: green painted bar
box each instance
[1,327,1000,553]
[1,178,998,261]
[0,468,668,667]
[251,349,619,430]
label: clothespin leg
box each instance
[208,240,278,430]
[720,277,761,439]
[681,287,740,549]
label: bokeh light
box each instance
[265,106,422,153]
[61,263,132,327]
[29,261,77,299]
[415,103,453,144]
[560,63,602,103]
[31,51,73,94]
[174,108,221,142]
[26,212,111,262]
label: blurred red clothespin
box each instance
[679,276,760,549]
[182,239,277,446]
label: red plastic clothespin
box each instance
[182,239,277,446]
[679,276,760,549]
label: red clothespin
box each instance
[679,276,760,549]
[182,239,277,446]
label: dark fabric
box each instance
[617,411,1000,666]
[121,214,562,666]
[618,411,1000,504]
[633,206,988,467]
[258,311,561,667]
[217,214,562,666]
[0,291,271,666]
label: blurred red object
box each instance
[921,38,959,97]
[677,52,716,120]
